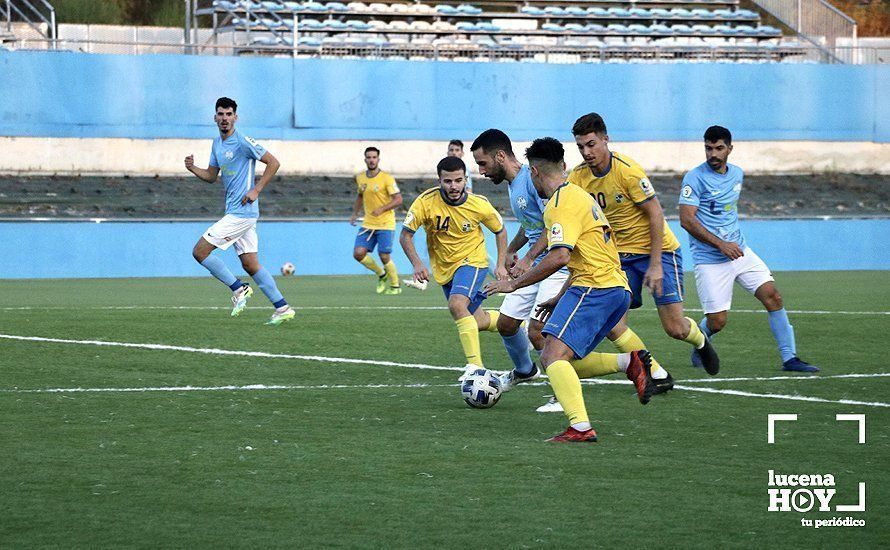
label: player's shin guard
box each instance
[383,260,399,287]
[200,255,240,288]
[455,316,483,367]
[612,327,666,379]
[252,267,287,308]
[501,327,534,375]
[571,352,620,378]
[546,360,589,426]
[359,255,384,276]
[683,316,706,349]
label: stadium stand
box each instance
[197,0,803,62]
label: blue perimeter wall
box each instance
[0,50,888,141]
[3,219,889,279]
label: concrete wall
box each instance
[3,219,889,279]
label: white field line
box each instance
[0,306,888,315]
[0,383,454,394]
[2,332,890,407]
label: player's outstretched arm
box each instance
[485,246,568,296]
[679,204,743,260]
[349,195,363,226]
[399,228,429,283]
[184,154,219,183]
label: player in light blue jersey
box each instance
[679,126,817,372]
[470,129,569,390]
[185,97,295,326]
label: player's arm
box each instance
[242,151,280,205]
[514,232,548,278]
[493,228,509,281]
[486,246,569,296]
[184,154,219,183]
[399,228,429,283]
[349,194,364,226]
[371,193,403,217]
[535,273,573,323]
[679,204,744,260]
[506,227,528,273]
[637,197,666,297]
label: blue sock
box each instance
[200,256,241,289]
[252,267,287,308]
[699,317,713,339]
[502,328,534,375]
[768,308,797,363]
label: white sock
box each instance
[617,353,631,372]
[572,421,592,432]
[275,305,291,313]
[651,367,668,380]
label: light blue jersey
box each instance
[679,162,746,265]
[508,164,566,272]
[209,130,267,218]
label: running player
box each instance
[185,97,295,326]
[679,126,818,373]
[487,137,657,442]
[349,147,403,294]
[569,112,718,380]
[470,129,567,391]
[399,156,508,381]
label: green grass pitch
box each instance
[1,272,888,547]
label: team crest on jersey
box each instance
[461,221,472,233]
[615,194,624,203]
[404,211,415,226]
[733,183,743,192]
[639,178,653,194]
[517,196,528,210]
[549,223,564,244]
[682,185,693,198]
[373,185,380,192]
[225,150,234,160]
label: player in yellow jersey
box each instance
[485,138,658,442]
[350,146,403,294]
[399,156,509,382]
[568,113,719,384]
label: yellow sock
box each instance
[384,260,399,287]
[612,327,665,376]
[359,255,384,276]
[546,360,589,425]
[683,316,705,349]
[571,352,620,379]
[455,316,483,366]
[478,310,500,332]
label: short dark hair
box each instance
[364,146,380,156]
[437,155,466,176]
[704,126,732,145]
[525,137,565,167]
[215,97,237,113]
[572,113,607,136]
[448,139,464,149]
[470,129,514,157]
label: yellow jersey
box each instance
[567,152,680,255]
[404,188,504,285]
[544,183,629,291]
[356,170,400,230]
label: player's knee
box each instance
[496,314,521,336]
[664,320,689,340]
[192,246,207,263]
[708,316,727,333]
[379,253,391,264]
[447,299,470,319]
[528,328,546,351]
[353,249,366,262]
[765,290,783,310]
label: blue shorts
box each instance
[441,265,488,314]
[354,228,393,254]
[542,286,631,359]
[620,249,684,309]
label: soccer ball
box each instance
[280,262,295,276]
[461,368,502,409]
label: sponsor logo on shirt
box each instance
[403,211,415,226]
[682,185,693,198]
[550,223,564,244]
[639,178,653,194]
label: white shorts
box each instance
[694,247,774,314]
[500,270,569,323]
[202,214,259,255]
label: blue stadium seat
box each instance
[214,1,240,10]
[585,23,606,32]
[436,4,459,15]
[542,23,564,32]
[543,6,567,16]
[283,1,304,11]
[627,23,652,34]
[691,9,717,19]
[691,24,712,33]
[713,24,735,35]
[304,2,326,12]
[736,25,757,36]
[650,23,672,34]
[345,19,371,29]
[671,24,693,34]
[738,9,759,19]
[457,4,482,15]
[757,25,781,36]
[628,8,650,18]
[587,7,608,17]
[713,9,735,19]
[326,2,348,11]
[260,17,280,28]
[565,7,586,16]
[323,19,348,29]
[456,22,478,31]
[564,23,587,32]
[607,8,631,18]
[670,8,693,18]
[299,19,323,29]
[298,36,321,46]
[261,1,283,11]
[476,22,500,32]
[649,8,670,18]
[607,23,629,34]
[521,6,545,16]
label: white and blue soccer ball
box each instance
[461,368,503,409]
[280,262,296,276]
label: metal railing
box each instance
[3,0,55,46]
[752,0,856,60]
